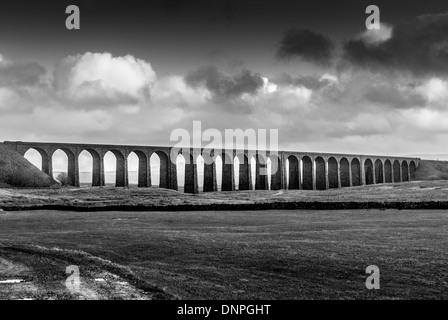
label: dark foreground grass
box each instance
[0,209,447,299]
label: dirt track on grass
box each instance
[0,245,174,300]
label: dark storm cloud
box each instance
[0,62,46,87]
[185,66,264,100]
[344,13,448,76]
[206,50,244,70]
[363,84,427,109]
[276,29,335,66]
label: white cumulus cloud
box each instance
[53,52,157,110]
[417,77,448,103]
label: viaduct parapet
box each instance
[3,141,420,194]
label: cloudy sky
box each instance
[1,0,448,158]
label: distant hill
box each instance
[0,144,59,188]
[415,160,448,181]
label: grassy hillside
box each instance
[0,144,59,188]
[415,160,448,180]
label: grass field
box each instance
[0,208,447,299]
[3,180,448,211]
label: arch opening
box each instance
[214,155,223,191]
[384,160,392,183]
[79,149,101,187]
[52,149,76,186]
[315,157,326,190]
[340,158,350,187]
[393,160,401,183]
[176,152,198,193]
[176,154,185,190]
[185,153,198,193]
[270,154,282,190]
[197,155,205,191]
[351,158,361,186]
[250,156,256,190]
[302,156,313,190]
[237,154,251,191]
[128,150,149,188]
[221,152,234,191]
[402,160,409,182]
[24,148,50,176]
[104,150,126,187]
[374,159,384,184]
[328,157,338,189]
[364,159,374,185]
[127,152,139,187]
[287,155,300,190]
[255,154,268,190]
[151,151,169,188]
[266,157,272,190]
[202,151,216,192]
[233,156,239,190]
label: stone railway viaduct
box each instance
[3,141,420,194]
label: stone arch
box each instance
[340,157,350,187]
[81,149,102,187]
[152,151,169,189]
[52,148,77,186]
[328,157,338,189]
[129,150,149,187]
[402,160,409,182]
[24,147,51,176]
[393,160,401,182]
[302,156,313,190]
[410,161,417,181]
[351,158,361,186]
[287,155,300,190]
[374,159,384,184]
[105,149,126,187]
[384,159,392,183]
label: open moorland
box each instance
[0,208,447,300]
[2,180,448,211]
